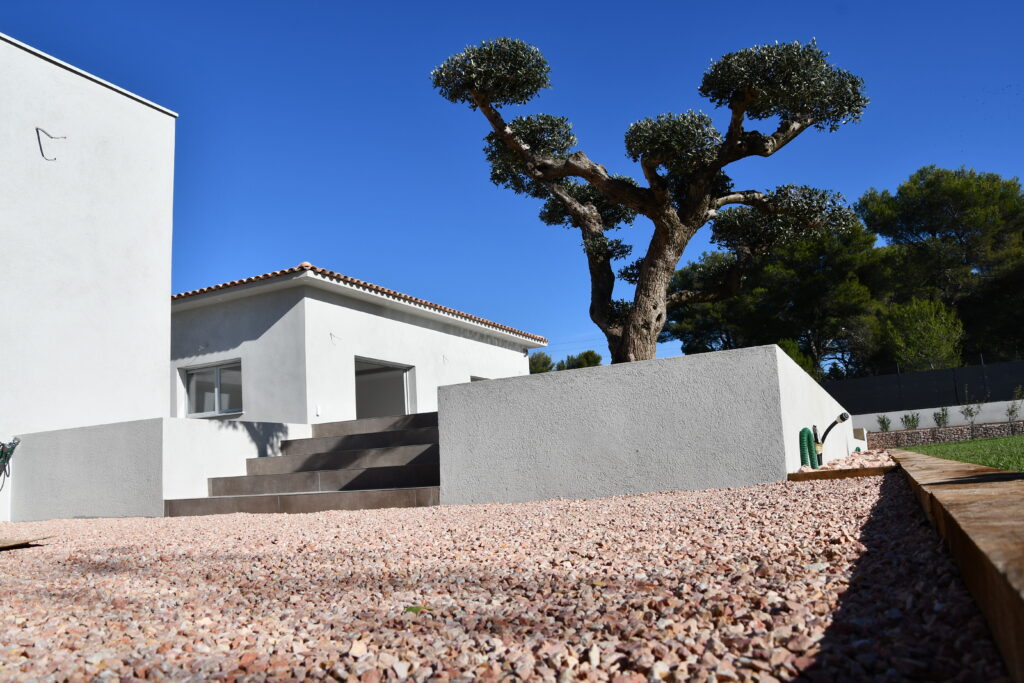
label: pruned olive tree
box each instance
[432,39,867,363]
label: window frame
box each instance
[184,361,243,418]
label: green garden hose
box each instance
[799,428,818,469]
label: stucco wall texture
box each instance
[438,345,854,506]
[0,34,176,522]
[0,35,176,441]
[10,418,311,522]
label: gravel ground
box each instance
[799,450,896,472]
[0,474,1007,681]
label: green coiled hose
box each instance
[799,428,818,469]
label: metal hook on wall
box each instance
[35,127,66,161]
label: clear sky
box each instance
[2,1,1021,360]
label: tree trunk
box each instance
[607,212,695,363]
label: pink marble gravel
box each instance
[0,475,1007,681]
[799,449,896,473]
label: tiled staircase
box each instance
[164,413,440,517]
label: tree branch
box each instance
[469,89,657,215]
[717,117,814,166]
[723,92,753,150]
[712,190,771,210]
[640,157,668,199]
[542,184,622,343]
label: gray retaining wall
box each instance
[438,345,854,506]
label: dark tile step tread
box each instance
[210,463,439,496]
[247,443,439,476]
[281,426,438,456]
[311,413,438,438]
[164,486,440,517]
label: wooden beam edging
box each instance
[786,465,897,482]
[890,449,1024,682]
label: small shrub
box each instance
[900,412,920,430]
[1007,385,1023,423]
[933,406,950,428]
[876,415,891,432]
[959,385,985,426]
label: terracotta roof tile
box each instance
[172,262,548,344]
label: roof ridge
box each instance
[172,262,547,344]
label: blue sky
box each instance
[2,1,1021,360]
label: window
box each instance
[186,362,243,416]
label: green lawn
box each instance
[907,434,1024,472]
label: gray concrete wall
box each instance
[439,346,796,505]
[171,288,309,423]
[11,419,165,521]
[438,345,856,506]
[8,417,312,521]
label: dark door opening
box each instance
[354,358,412,419]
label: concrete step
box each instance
[281,426,438,456]
[246,443,438,476]
[210,463,439,496]
[311,412,438,438]
[164,486,440,517]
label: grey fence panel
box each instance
[822,360,1024,414]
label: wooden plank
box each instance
[891,449,1024,682]
[786,465,897,482]
[0,537,50,551]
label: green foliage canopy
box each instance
[485,114,575,198]
[858,166,1024,361]
[431,38,550,108]
[699,40,868,132]
[878,298,963,372]
[528,351,554,374]
[555,350,603,370]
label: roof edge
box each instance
[0,32,178,118]
[172,262,548,346]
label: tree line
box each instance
[662,166,1023,378]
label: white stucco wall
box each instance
[775,347,857,470]
[171,287,309,423]
[0,35,175,435]
[171,279,535,424]
[161,418,311,500]
[303,287,529,422]
[853,398,1022,432]
[438,345,854,506]
[6,417,311,521]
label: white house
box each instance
[170,261,546,424]
[0,33,545,522]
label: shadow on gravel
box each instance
[799,473,1007,682]
[926,471,1024,486]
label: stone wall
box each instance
[868,421,1024,449]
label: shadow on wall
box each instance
[800,473,1007,680]
[171,287,302,359]
[215,419,289,458]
